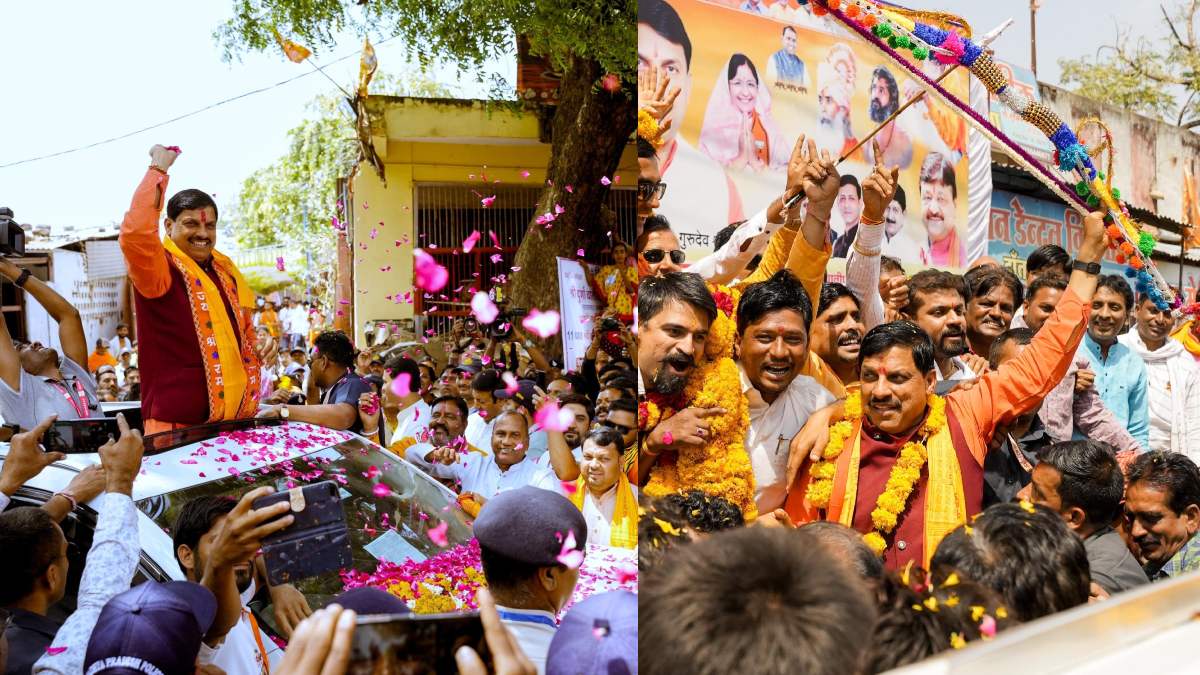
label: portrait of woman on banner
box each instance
[699,53,791,171]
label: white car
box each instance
[0,418,474,660]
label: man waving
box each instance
[119,145,260,434]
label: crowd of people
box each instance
[634,24,1200,669]
[0,143,640,674]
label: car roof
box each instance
[0,422,358,501]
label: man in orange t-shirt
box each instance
[88,339,118,373]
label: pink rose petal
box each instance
[471,291,499,324]
[980,615,997,638]
[520,170,531,178]
[414,249,449,292]
[390,372,413,398]
[373,483,392,498]
[428,520,449,547]
[662,431,674,446]
[275,256,286,271]
[45,647,67,656]
[615,563,638,584]
[522,309,561,338]
[462,230,482,252]
[535,400,573,433]
[600,176,612,186]
[502,372,520,395]
[556,530,584,569]
[561,480,578,495]
[480,196,496,209]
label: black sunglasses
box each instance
[640,248,686,265]
[602,419,634,435]
[637,180,667,201]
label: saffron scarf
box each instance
[1171,320,1200,361]
[571,474,638,549]
[830,421,966,568]
[162,236,260,422]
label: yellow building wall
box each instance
[348,98,636,346]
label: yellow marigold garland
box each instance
[642,284,757,520]
[638,108,666,148]
[806,391,948,556]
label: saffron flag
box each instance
[272,26,312,64]
[358,38,378,98]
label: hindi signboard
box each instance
[556,257,602,372]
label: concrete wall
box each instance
[1038,83,1200,225]
[347,97,637,346]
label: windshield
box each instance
[135,435,473,636]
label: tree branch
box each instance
[1179,88,1200,126]
[1162,4,1192,50]
[1183,117,1200,129]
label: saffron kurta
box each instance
[786,287,1091,568]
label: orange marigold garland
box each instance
[641,284,757,520]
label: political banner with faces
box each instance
[640,0,986,271]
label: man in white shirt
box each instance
[369,356,431,447]
[465,369,505,451]
[572,428,638,549]
[1120,294,1200,455]
[423,411,562,500]
[108,323,133,360]
[495,380,550,461]
[173,490,313,675]
[902,269,976,382]
[472,487,587,675]
[735,271,838,513]
[402,396,483,468]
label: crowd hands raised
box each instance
[635,62,1200,672]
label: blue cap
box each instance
[334,587,411,616]
[84,581,217,675]
[546,591,637,675]
[474,486,587,566]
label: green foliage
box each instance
[1058,2,1200,126]
[1058,54,1179,121]
[227,71,452,288]
[214,0,636,89]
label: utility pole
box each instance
[1030,0,1041,76]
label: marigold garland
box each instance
[806,390,947,555]
[638,108,666,148]
[641,283,757,520]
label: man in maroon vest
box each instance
[119,145,260,434]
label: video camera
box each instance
[0,208,26,257]
[489,300,528,340]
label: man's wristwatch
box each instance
[280,405,289,420]
[14,269,30,288]
[1072,259,1101,276]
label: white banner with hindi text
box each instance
[556,257,601,373]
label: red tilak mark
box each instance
[877,365,888,377]
[199,211,207,225]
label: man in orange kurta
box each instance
[785,212,1110,569]
[119,145,261,434]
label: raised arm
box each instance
[844,142,899,332]
[0,259,87,367]
[0,276,22,390]
[950,212,1107,453]
[118,145,178,300]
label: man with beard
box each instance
[426,410,562,500]
[815,44,860,161]
[173,491,312,673]
[902,270,975,382]
[831,175,863,258]
[1020,275,1141,453]
[1081,275,1149,448]
[602,397,639,456]
[1120,294,1200,455]
[402,395,482,470]
[917,152,966,268]
[257,330,373,433]
[963,265,1024,360]
[864,66,912,170]
[1125,451,1200,580]
[786,210,1109,568]
[536,393,593,481]
[736,271,838,513]
[810,283,865,387]
[0,259,99,430]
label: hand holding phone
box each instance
[42,418,122,454]
[251,481,352,585]
[349,611,491,675]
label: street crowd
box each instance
[634,6,1200,668]
[0,144,637,675]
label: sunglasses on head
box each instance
[640,248,686,265]
[637,180,667,201]
[602,419,634,435]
